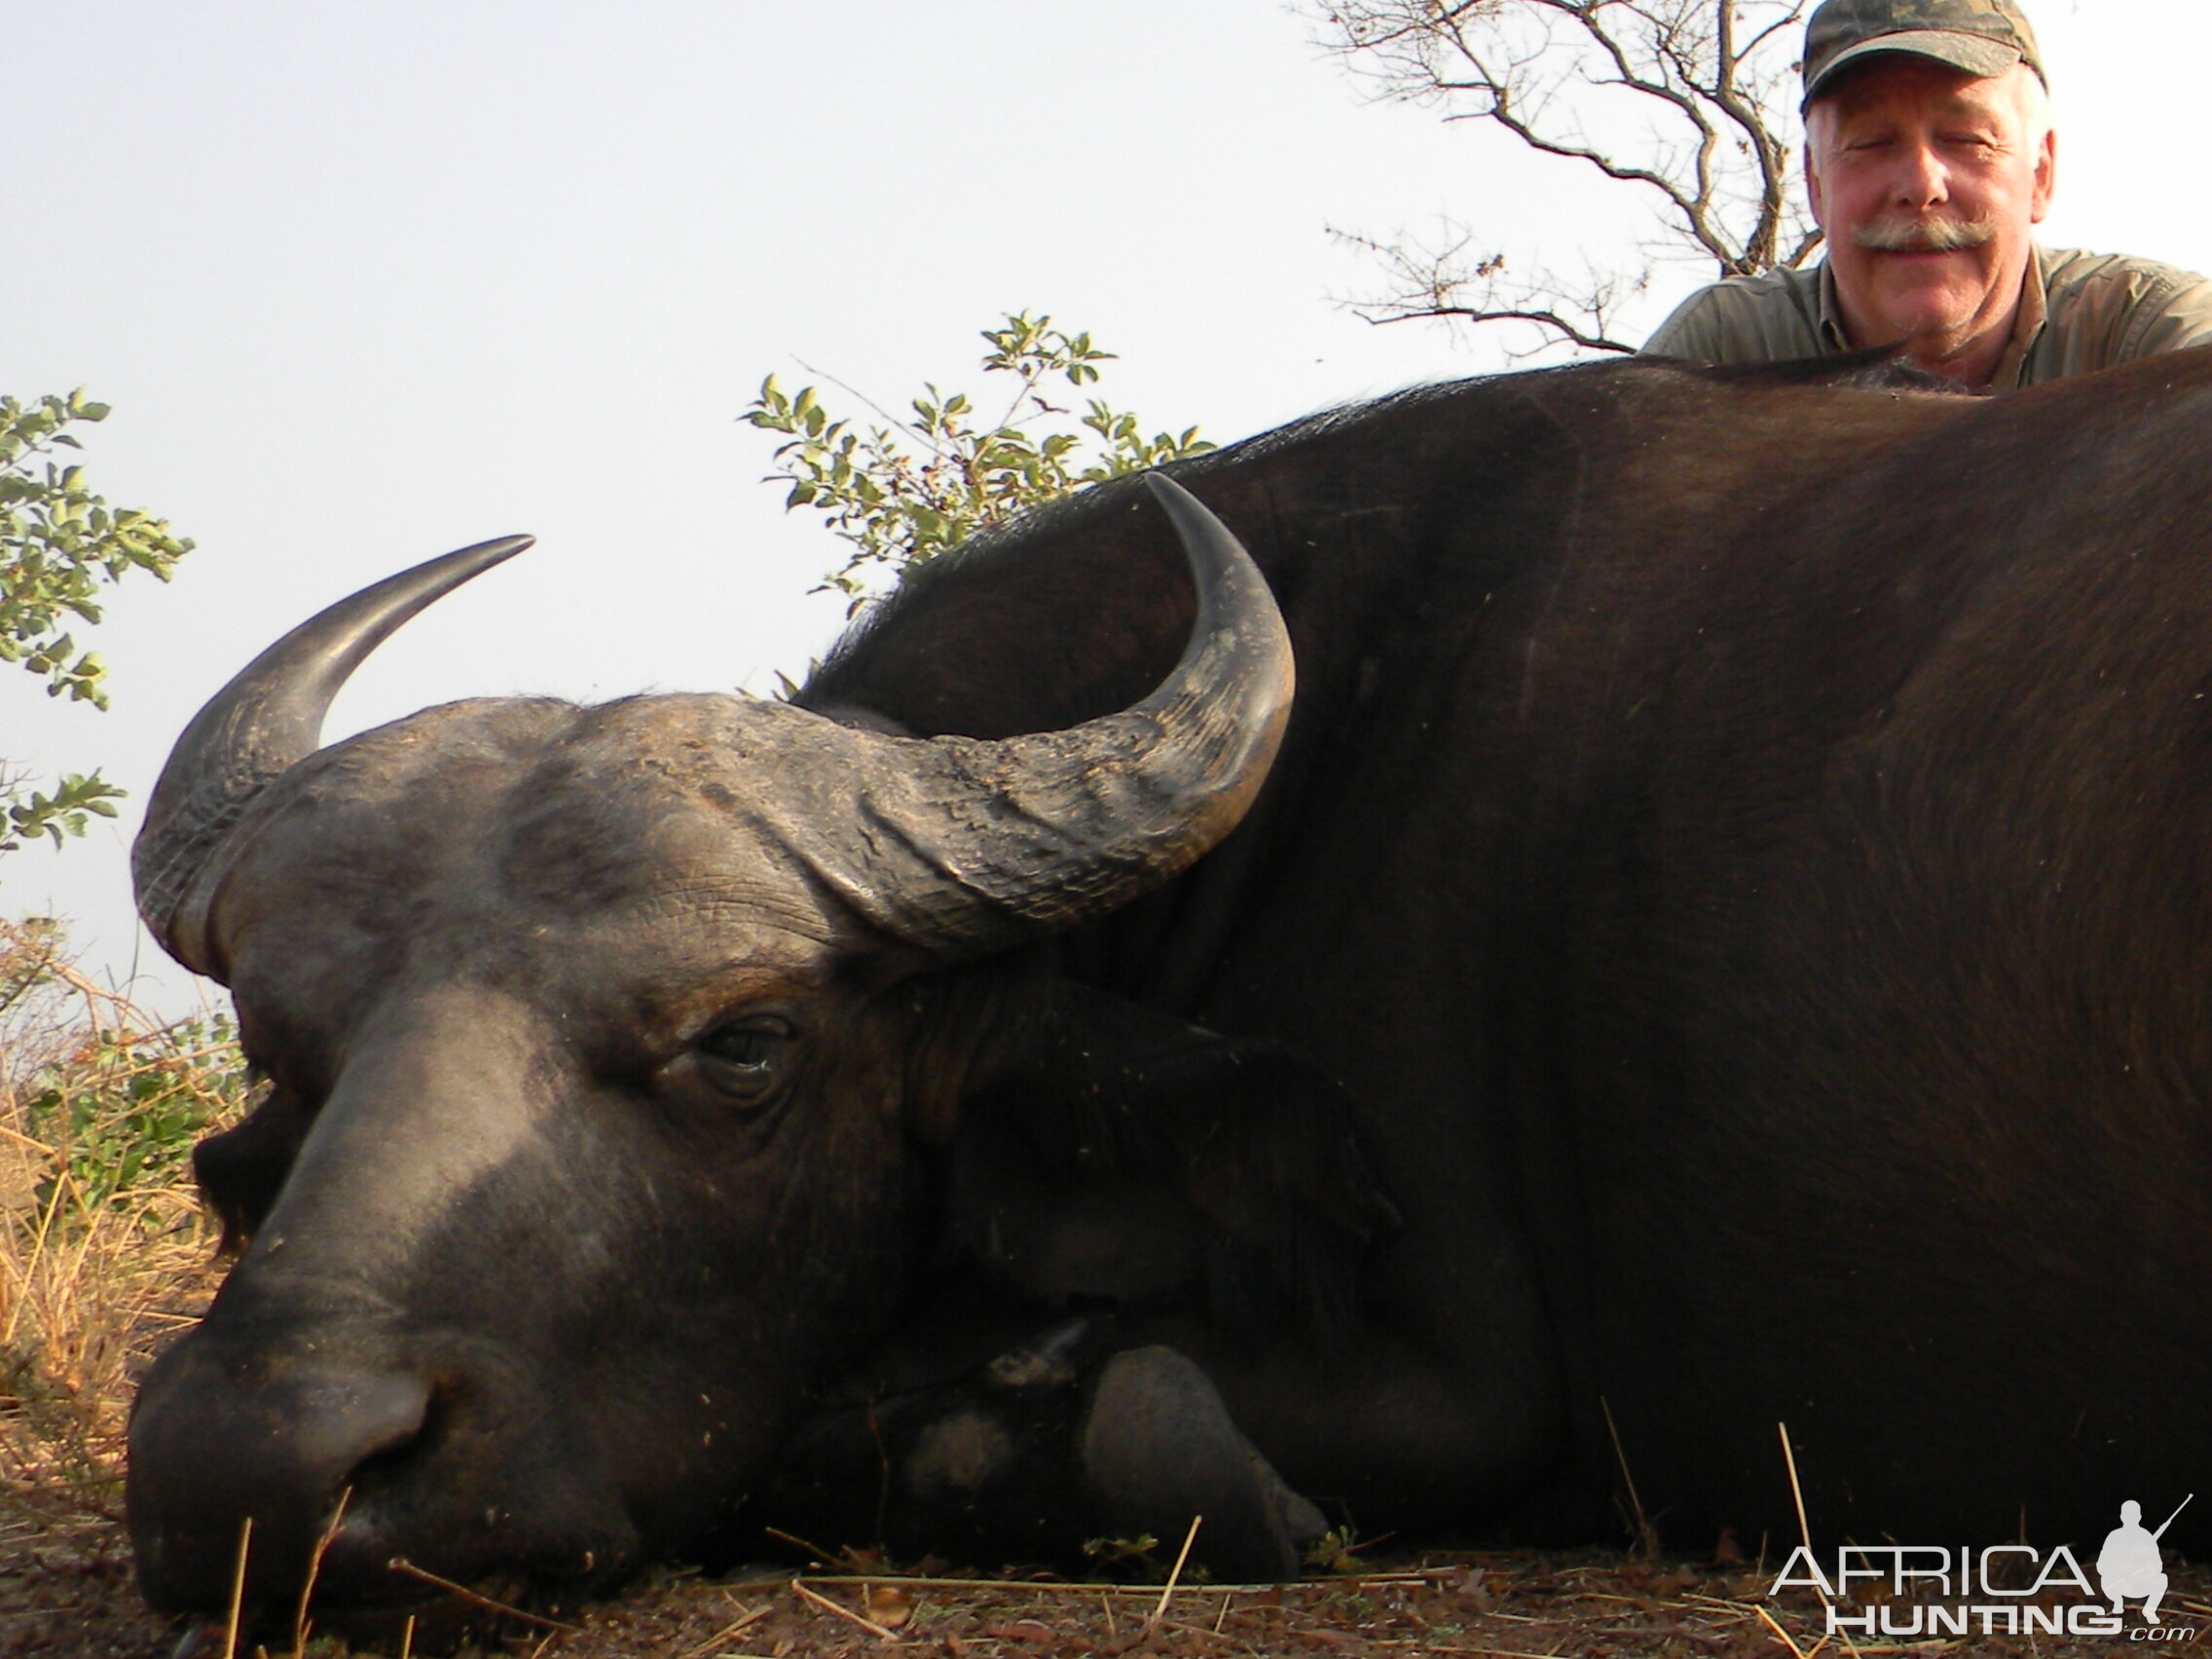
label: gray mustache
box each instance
[1853,215,1998,253]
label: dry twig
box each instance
[221,1517,252,1659]
[790,1575,902,1640]
[386,1557,578,1633]
[1147,1514,1204,1634]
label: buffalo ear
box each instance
[945,985,1400,1342]
[894,954,1053,1146]
[192,1088,312,1251]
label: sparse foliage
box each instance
[1,390,193,858]
[1312,0,1820,356]
[745,313,1213,605]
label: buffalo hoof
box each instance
[1081,1346,1326,1581]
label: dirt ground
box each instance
[7,1498,2210,1659]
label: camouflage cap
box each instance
[1802,0,2044,108]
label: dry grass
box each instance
[0,918,237,1541]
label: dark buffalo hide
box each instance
[127,350,2212,1641]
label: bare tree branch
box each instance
[1310,0,1817,357]
[1327,225,1644,356]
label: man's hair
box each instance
[1803,58,2052,171]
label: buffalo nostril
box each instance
[289,1371,434,1479]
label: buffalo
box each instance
[128,350,2212,1637]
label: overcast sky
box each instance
[4,0,2193,1010]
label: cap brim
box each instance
[1803,29,2022,106]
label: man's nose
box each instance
[1890,140,1949,208]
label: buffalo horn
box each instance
[777,474,1295,955]
[132,535,533,977]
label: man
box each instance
[2096,1499,2170,1625]
[1643,0,2212,388]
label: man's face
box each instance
[1806,57,2056,377]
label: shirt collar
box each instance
[1816,261,1851,354]
[1993,246,2049,388]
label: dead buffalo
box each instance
[129,351,2212,1637]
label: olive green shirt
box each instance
[1642,247,2212,387]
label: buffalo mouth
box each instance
[146,1517,631,1655]
[128,1338,647,1647]
[134,1493,643,1654]
[165,1592,577,1658]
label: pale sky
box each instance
[4,0,2194,1010]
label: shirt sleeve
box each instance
[1641,286,1730,360]
[1641,273,1826,364]
[2118,268,2212,360]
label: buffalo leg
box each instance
[1152,1320,1562,1535]
[753,1322,1325,1580]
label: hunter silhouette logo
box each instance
[2099,1495,2191,1626]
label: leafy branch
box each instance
[2,390,194,863]
[744,313,1213,605]
[0,769,124,857]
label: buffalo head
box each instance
[126,478,1292,1633]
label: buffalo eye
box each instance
[691,1015,795,1105]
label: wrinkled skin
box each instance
[131,351,2212,1641]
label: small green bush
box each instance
[21,1012,248,1216]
